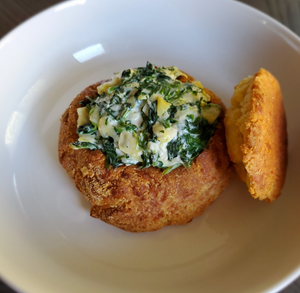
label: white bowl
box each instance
[1,0,300,292]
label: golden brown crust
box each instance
[225,69,288,202]
[58,75,231,232]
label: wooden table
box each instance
[0,0,300,292]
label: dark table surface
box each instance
[1,0,300,292]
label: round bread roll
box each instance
[58,70,231,232]
[224,69,287,202]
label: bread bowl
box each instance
[58,62,231,231]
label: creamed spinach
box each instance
[71,62,221,174]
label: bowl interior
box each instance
[1,1,300,292]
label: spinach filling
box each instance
[167,114,217,169]
[70,62,221,174]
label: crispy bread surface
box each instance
[59,76,231,232]
[224,69,287,202]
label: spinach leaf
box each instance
[167,105,177,119]
[166,114,218,169]
[151,152,163,168]
[114,120,138,135]
[137,131,151,168]
[70,141,98,150]
[99,137,123,169]
[121,69,132,79]
[167,137,182,161]
[162,163,181,175]
[77,122,97,135]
